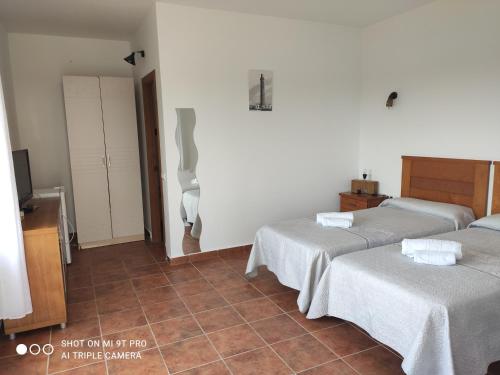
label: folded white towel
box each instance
[317,212,354,226]
[413,250,456,266]
[402,239,463,260]
[321,217,353,228]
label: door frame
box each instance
[141,70,165,243]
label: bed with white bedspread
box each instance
[246,198,474,312]
[307,216,500,375]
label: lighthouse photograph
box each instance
[248,70,273,111]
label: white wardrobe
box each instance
[63,76,144,248]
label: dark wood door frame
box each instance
[141,70,165,243]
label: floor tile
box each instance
[0,354,47,375]
[225,347,291,375]
[131,274,170,291]
[107,348,167,374]
[68,300,98,323]
[51,318,100,346]
[287,311,343,332]
[166,267,202,284]
[96,294,141,314]
[99,307,147,335]
[48,343,103,373]
[92,271,129,286]
[181,290,228,313]
[268,291,299,312]
[313,324,378,357]
[143,299,189,323]
[67,273,93,290]
[94,280,134,299]
[68,287,95,304]
[173,279,214,297]
[343,346,404,375]
[160,335,219,373]
[251,278,293,296]
[272,334,337,372]
[160,263,197,275]
[195,306,244,333]
[218,284,263,304]
[151,316,203,346]
[126,264,163,278]
[57,361,107,374]
[177,361,230,374]
[136,286,178,305]
[102,326,156,355]
[208,324,265,358]
[299,360,357,374]
[251,314,306,344]
[204,271,249,290]
[233,297,283,322]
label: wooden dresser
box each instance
[3,198,67,338]
[339,192,388,212]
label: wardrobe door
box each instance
[99,77,144,239]
[63,76,113,244]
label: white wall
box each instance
[156,4,361,257]
[8,33,133,228]
[131,4,171,249]
[359,0,500,202]
[0,23,19,147]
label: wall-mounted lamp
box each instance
[123,50,145,65]
[386,92,398,108]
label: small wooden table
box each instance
[339,192,388,212]
[3,198,67,339]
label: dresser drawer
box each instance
[340,197,367,212]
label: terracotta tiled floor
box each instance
[1,241,499,375]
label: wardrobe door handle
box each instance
[107,155,111,168]
[101,156,106,167]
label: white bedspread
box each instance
[182,189,199,223]
[246,203,460,312]
[307,227,500,375]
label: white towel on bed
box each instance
[321,217,353,228]
[413,250,457,266]
[317,212,354,226]
[402,238,463,260]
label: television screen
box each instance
[12,149,33,206]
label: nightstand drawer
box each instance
[340,197,367,212]
[339,192,388,213]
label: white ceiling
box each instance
[0,0,436,40]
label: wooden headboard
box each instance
[493,162,500,215]
[401,156,491,219]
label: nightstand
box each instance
[339,192,388,212]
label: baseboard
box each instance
[79,234,145,249]
[167,244,252,265]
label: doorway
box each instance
[141,70,164,243]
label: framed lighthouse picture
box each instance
[248,70,273,111]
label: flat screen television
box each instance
[12,149,33,207]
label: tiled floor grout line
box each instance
[167,272,235,375]
[195,259,298,374]
[45,326,52,375]
[129,275,171,375]
[93,277,110,375]
[62,249,405,375]
[218,255,375,375]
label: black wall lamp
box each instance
[124,50,145,65]
[386,91,398,108]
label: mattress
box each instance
[307,227,500,375]
[246,199,465,312]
